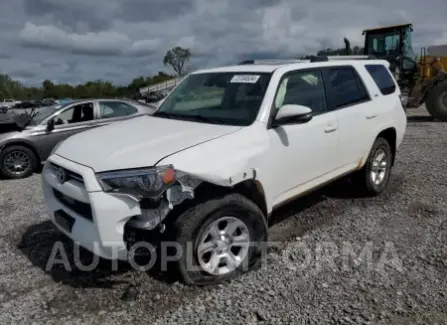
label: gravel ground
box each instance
[0,106,446,325]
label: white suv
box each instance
[42,57,407,285]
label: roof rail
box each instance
[309,55,377,62]
[238,55,378,65]
[238,59,309,65]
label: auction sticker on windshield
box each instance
[230,75,260,83]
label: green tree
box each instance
[163,46,192,77]
[42,79,56,98]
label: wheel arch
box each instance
[162,178,269,231]
[375,127,397,165]
[360,127,397,169]
[194,179,268,219]
[0,141,41,164]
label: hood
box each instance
[55,115,241,172]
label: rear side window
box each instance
[365,64,396,95]
[99,101,138,118]
[325,66,370,109]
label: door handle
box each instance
[366,115,377,119]
[324,126,337,133]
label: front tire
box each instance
[171,193,267,285]
[353,137,393,196]
[0,145,38,179]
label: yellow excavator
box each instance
[346,23,447,121]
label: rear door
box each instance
[322,65,375,168]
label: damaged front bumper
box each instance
[125,177,199,230]
[42,155,202,260]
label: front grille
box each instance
[53,188,93,221]
[48,162,84,184]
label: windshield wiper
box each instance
[152,111,181,119]
[23,108,38,128]
[178,114,227,124]
[153,112,226,124]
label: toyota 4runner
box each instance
[42,57,407,285]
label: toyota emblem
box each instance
[56,167,67,184]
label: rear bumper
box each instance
[42,154,143,260]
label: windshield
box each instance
[154,72,272,126]
[28,104,64,125]
[366,30,401,57]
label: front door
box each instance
[33,101,97,160]
[264,69,340,206]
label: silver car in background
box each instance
[0,98,156,179]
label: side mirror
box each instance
[46,118,55,131]
[273,104,313,126]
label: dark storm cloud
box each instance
[120,0,194,22]
[0,53,11,59]
[0,0,444,85]
[22,0,196,31]
[10,69,36,79]
[22,0,113,32]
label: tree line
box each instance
[0,46,192,101]
[0,44,361,101]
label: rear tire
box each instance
[425,81,447,121]
[0,145,38,179]
[169,193,267,285]
[353,137,393,196]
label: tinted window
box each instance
[54,103,94,125]
[366,31,400,56]
[365,64,396,95]
[275,70,327,114]
[99,101,137,118]
[326,67,369,108]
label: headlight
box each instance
[96,165,176,200]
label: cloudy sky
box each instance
[0,0,446,86]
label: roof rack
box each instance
[310,55,377,62]
[238,59,309,65]
[238,55,377,65]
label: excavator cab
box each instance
[363,24,418,86]
[358,23,447,120]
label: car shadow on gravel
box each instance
[17,220,187,291]
[267,177,365,242]
[406,115,434,122]
[406,115,447,123]
[17,221,133,289]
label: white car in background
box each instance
[1,99,20,107]
[42,57,407,285]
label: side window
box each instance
[275,70,327,114]
[99,101,138,118]
[54,103,94,125]
[325,66,369,108]
[365,64,396,95]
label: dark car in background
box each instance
[0,98,155,179]
[145,91,166,103]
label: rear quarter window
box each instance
[365,64,396,95]
[324,66,370,109]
